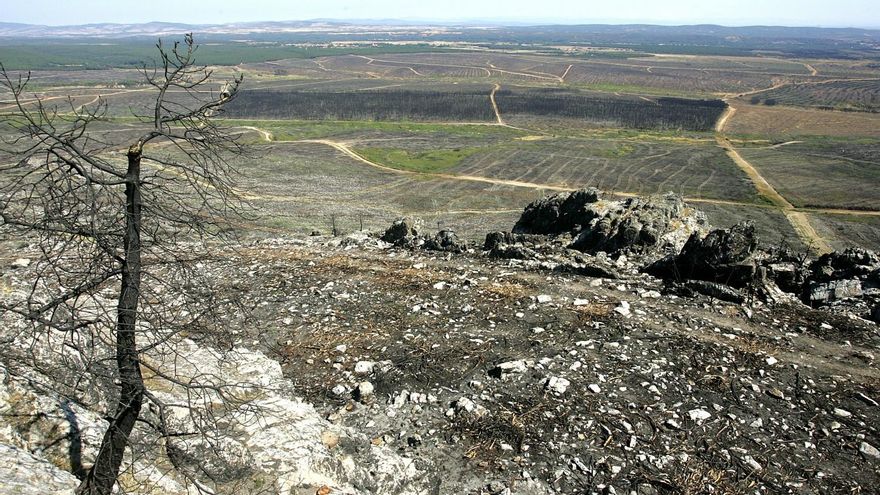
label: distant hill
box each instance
[1,20,879,40]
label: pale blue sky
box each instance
[2,0,878,28]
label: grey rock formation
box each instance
[512,188,602,235]
[810,248,880,283]
[511,189,706,257]
[423,230,467,253]
[808,279,864,304]
[645,222,759,288]
[570,193,706,256]
[381,217,423,248]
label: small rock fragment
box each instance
[860,442,880,459]
[688,409,711,423]
[743,455,763,472]
[545,377,570,394]
[354,361,375,374]
[355,381,374,402]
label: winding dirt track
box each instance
[239,128,880,224]
[489,83,504,125]
[715,88,836,253]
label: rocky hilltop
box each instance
[1,189,878,494]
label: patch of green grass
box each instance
[597,143,635,158]
[355,147,481,173]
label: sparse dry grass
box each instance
[727,103,880,139]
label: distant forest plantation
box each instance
[225,88,727,131]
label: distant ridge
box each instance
[1,20,878,39]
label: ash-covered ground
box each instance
[212,229,879,495]
[2,189,878,494]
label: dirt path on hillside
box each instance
[561,64,573,82]
[715,93,833,253]
[490,83,504,125]
[237,128,880,221]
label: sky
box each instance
[2,0,878,28]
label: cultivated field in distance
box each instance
[1,23,879,252]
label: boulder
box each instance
[645,222,759,288]
[809,248,880,283]
[683,280,747,304]
[807,279,863,304]
[569,193,707,256]
[512,188,602,235]
[423,230,467,253]
[381,217,423,248]
[484,231,550,252]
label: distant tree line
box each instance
[496,89,727,131]
[225,89,496,121]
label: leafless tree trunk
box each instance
[1,34,249,495]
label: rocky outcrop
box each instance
[513,188,602,235]
[511,189,707,257]
[645,222,759,288]
[570,193,706,256]
[805,248,880,306]
[381,217,423,248]
[0,444,78,495]
[809,249,880,283]
[423,230,467,253]
[0,341,433,495]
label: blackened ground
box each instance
[213,237,879,494]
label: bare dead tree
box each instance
[0,34,257,494]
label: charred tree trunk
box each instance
[77,146,146,495]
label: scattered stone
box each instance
[320,430,340,449]
[614,301,631,317]
[11,258,30,269]
[545,377,571,394]
[353,361,375,375]
[490,360,530,378]
[354,381,374,402]
[536,294,552,304]
[588,384,601,394]
[860,442,880,459]
[766,388,785,400]
[688,408,711,423]
[833,408,852,418]
[742,455,763,472]
[765,356,778,366]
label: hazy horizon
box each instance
[3,0,879,29]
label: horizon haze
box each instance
[2,0,879,29]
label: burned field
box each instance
[225,85,726,131]
[2,30,880,494]
[203,231,880,495]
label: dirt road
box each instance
[715,95,833,253]
[490,83,504,125]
